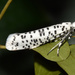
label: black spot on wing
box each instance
[33,39,38,43]
[43,33,45,36]
[25,32,27,34]
[47,27,49,30]
[48,31,50,34]
[23,46,25,48]
[54,26,56,29]
[38,29,46,37]
[29,31,31,34]
[22,41,24,43]
[31,39,33,42]
[21,35,23,39]
[30,35,33,38]
[26,44,28,46]
[54,30,57,34]
[39,38,44,44]
[30,42,32,45]
[39,32,45,37]
[60,26,62,27]
[46,36,50,42]
[38,29,41,32]
[57,25,59,28]
[47,36,50,40]
[26,40,28,42]
[15,42,19,46]
[24,35,26,38]
[33,30,36,33]
[13,36,16,41]
[33,44,36,46]
[63,31,65,34]
[36,43,38,45]
[21,35,26,39]
[28,45,30,48]
[63,26,65,28]
[17,33,20,36]
[51,33,56,39]
[40,33,42,36]
[62,28,64,31]
[42,28,44,32]
[51,33,53,35]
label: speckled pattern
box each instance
[6,22,75,51]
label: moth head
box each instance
[72,22,75,28]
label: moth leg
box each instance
[47,30,71,56]
[47,42,60,55]
[54,39,58,42]
[57,42,62,56]
[57,31,71,56]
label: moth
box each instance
[5,22,75,56]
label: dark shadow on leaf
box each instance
[34,51,67,75]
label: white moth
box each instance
[5,22,75,56]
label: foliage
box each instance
[33,41,70,62]
[33,41,75,75]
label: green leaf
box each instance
[57,45,75,75]
[33,41,70,62]
[34,52,61,75]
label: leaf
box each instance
[57,45,75,75]
[33,41,70,62]
[34,52,61,75]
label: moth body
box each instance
[6,22,75,51]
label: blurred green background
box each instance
[0,0,75,75]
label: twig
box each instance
[0,45,6,49]
[0,0,12,19]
